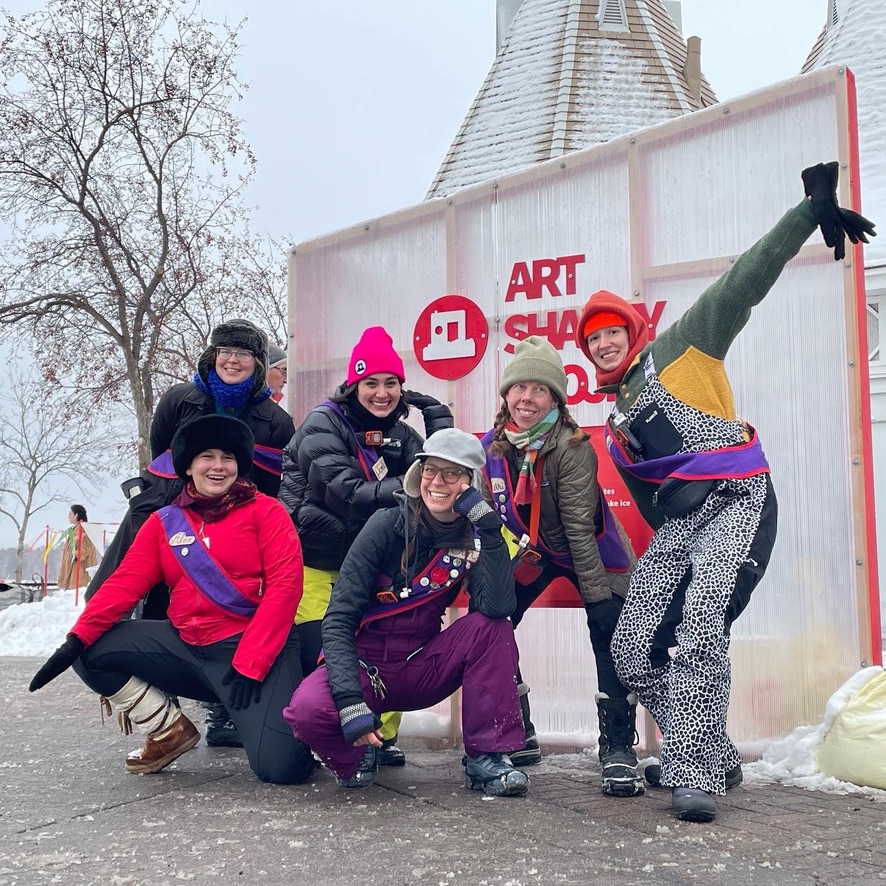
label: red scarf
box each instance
[171,477,257,522]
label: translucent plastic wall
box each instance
[289,67,878,754]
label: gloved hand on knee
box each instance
[29,634,85,692]
[222,665,263,709]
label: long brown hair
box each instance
[487,400,587,458]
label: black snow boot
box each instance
[378,735,407,767]
[508,683,542,767]
[595,691,644,797]
[204,702,243,748]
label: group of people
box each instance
[31,164,875,822]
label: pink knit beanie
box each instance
[346,327,406,386]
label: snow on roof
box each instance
[427,0,717,199]
[802,0,886,266]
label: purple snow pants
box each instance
[283,611,523,779]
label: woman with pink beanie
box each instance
[278,326,453,781]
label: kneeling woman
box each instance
[284,429,528,797]
[29,415,315,785]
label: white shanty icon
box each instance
[423,309,476,361]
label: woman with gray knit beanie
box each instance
[481,335,642,798]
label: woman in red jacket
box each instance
[29,415,314,785]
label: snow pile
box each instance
[0,588,82,656]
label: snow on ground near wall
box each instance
[2,591,885,800]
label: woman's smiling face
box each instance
[356,374,401,417]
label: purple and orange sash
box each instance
[482,429,632,573]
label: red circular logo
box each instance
[413,295,488,380]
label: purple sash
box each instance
[359,543,477,628]
[323,401,380,481]
[158,506,257,618]
[605,424,770,482]
[253,443,283,477]
[481,430,631,573]
[147,451,178,479]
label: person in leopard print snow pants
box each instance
[575,164,875,822]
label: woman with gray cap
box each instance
[482,336,642,797]
[29,415,315,785]
[283,428,528,797]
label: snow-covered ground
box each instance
[2,589,884,800]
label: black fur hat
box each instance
[170,415,255,481]
[195,319,269,396]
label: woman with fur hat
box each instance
[84,319,294,744]
[279,325,453,767]
[29,415,315,785]
[283,428,528,797]
[482,336,641,797]
[575,164,875,823]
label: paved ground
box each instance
[2,656,884,886]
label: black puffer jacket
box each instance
[150,382,294,497]
[279,397,453,571]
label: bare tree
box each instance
[0,368,113,582]
[0,0,282,469]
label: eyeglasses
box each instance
[216,347,255,362]
[420,463,468,484]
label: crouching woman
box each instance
[284,429,528,797]
[29,415,315,785]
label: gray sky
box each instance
[0,0,830,548]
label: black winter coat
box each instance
[150,382,294,496]
[279,398,452,571]
[322,499,515,711]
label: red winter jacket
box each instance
[71,494,303,680]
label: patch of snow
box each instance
[0,588,82,656]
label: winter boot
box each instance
[645,762,743,790]
[204,702,243,748]
[672,787,717,823]
[103,677,200,774]
[463,753,530,797]
[595,691,644,797]
[335,745,379,788]
[508,683,542,767]
[378,735,406,767]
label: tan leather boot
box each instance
[103,677,200,774]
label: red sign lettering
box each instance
[505,254,586,302]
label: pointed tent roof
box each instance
[427,0,717,199]
[802,0,886,266]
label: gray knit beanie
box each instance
[498,336,568,404]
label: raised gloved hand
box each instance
[403,390,454,436]
[584,595,624,637]
[29,634,85,691]
[221,665,263,710]
[802,162,876,261]
[454,486,501,531]
[339,701,382,745]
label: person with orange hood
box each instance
[575,163,874,823]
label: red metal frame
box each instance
[846,68,882,665]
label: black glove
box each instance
[403,390,443,411]
[584,596,624,637]
[802,162,844,258]
[339,701,382,745]
[801,162,876,261]
[453,487,500,530]
[403,390,454,436]
[29,634,85,691]
[839,207,876,245]
[221,665,263,710]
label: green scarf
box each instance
[503,409,559,505]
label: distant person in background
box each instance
[56,505,100,590]
[268,344,288,405]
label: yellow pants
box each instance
[299,566,402,743]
